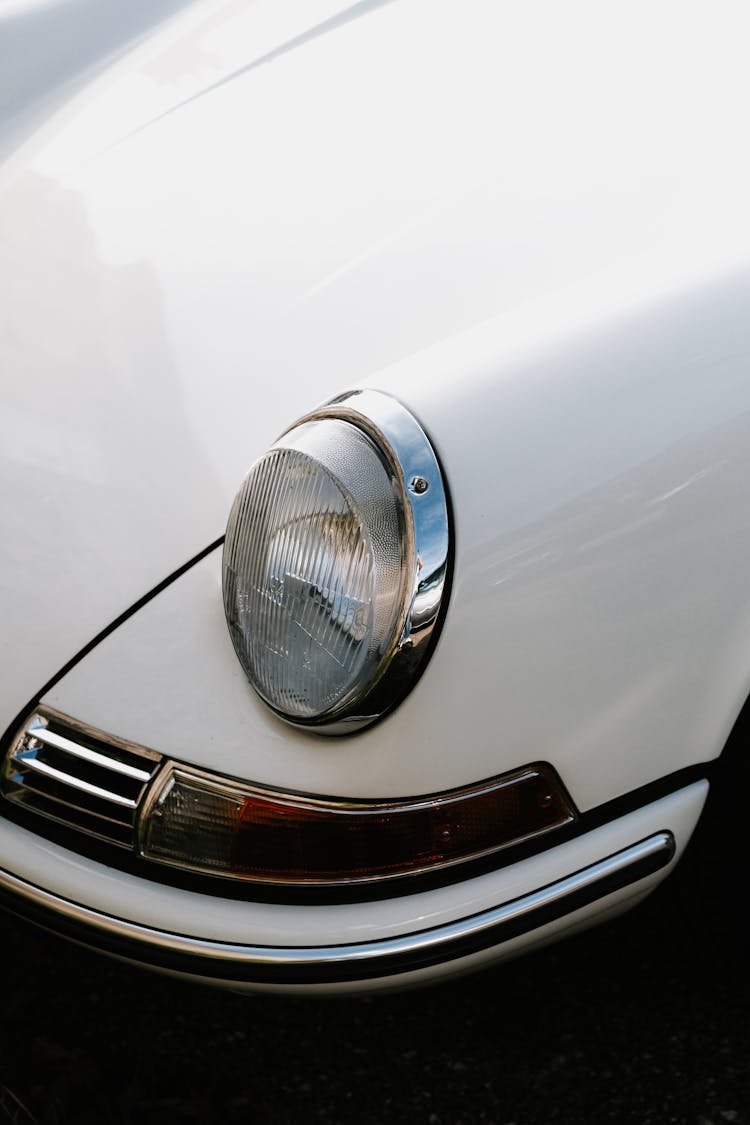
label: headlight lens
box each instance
[224,418,407,720]
[223,390,450,731]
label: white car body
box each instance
[1,0,748,991]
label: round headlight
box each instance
[223,389,450,732]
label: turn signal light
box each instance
[140,764,575,885]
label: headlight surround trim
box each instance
[222,389,452,733]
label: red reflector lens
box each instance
[141,765,575,884]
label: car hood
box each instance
[1,0,746,735]
[0,1,414,730]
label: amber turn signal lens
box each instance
[140,764,575,885]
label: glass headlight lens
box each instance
[224,418,407,720]
[223,390,450,731]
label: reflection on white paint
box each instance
[0,0,65,16]
[649,462,728,506]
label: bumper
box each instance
[0,781,706,993]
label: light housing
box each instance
[140,762,575,885]
[1,709,578,890]
[222,390,451,732]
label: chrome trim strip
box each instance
[1,802,133,849]
[11,755,139,808]
[22,709,162,764]
[149,761,546,815]
[27,726,153,782]
[0,833,673,984]
[6,783,132,827]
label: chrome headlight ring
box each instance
[222,389,451,733]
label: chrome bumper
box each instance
[0,832,674,986]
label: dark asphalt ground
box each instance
[0,778,748,1125]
